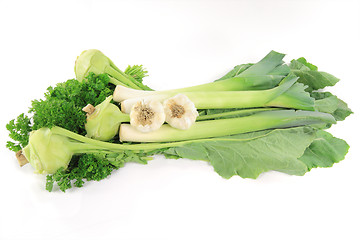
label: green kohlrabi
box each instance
[75,49,152,90]
[83,96,129,141]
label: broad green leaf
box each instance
[216,50,289,81]
[298,130,349,170]
[312,92,353,121]
[268,64,291,76]
[290,58,339,91]
[216,64,253,81]
[164,127,316,179]
[240,51,285,77]
[295,57,318,71]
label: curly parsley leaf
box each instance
[31,98,87,135]
[6,113,32,152]
[46,73,113,107]
[46,152,150,192]
[30,73,113,135]
[46,154,117,192]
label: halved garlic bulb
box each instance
[163,94,199,130]
[130,99,165,132]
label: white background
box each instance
[0,0,359,239]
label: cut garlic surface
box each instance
[163,94,199,130]
[130,99,165,132]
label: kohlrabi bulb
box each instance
[75,49,111,82]
[85,96,128,141]
[22,128,73,174]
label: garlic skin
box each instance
[130,100,165,133]
[163,94,199,130]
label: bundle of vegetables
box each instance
[6,49,352,192]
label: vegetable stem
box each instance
[105,65,141,89]
[113,51,288,102]
[196,108,280,121]
[119,110,336,142]
[113,75,285,102]
[109,60,152,90]
[121,74,315,113]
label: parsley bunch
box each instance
[6,73,113,151]
[6,67,149,192]
[31,73,114,135]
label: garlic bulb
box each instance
[163,94,198,130]
[130,100,165,132]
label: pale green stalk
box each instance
[113,50,289,102]
[196,108,280,121]
[121,74,314,113]
[119,110,336,142]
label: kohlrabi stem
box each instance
[109,60,152,90]
[51,126,193,151]
[105,65,142,90]
[49,123,299,154]
[119,110,336,142]
[108,76,128,86]
[67,142,109,153]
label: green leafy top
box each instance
[216,51,290,81]
[124,65,148,84]
[294,57,318,70]
[290,57,339,92]
[312,91,353,121]
[216,64,253,81]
